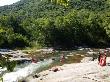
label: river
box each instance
[1,48,100,82]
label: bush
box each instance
[0,55,16,72]
[6,60,17,72]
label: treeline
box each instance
[0,9,110,48]
[0,0,110,49]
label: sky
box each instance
[0,0,20,6]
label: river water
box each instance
[2,49,95,82]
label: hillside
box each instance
[0,0,110,17]
[0,0,69,18]
[0,0,110,48]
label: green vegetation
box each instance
[0,55,16,72]
[0,0,110,49]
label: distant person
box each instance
[31,57,38,63]
[60,54,65,63]
[99,49,107,66]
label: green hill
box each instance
[0,0,69,18]
[0,0,110,49]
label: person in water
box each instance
[31,57,38,63]
[60,54,65,63]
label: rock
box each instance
[33,74,40,78]
[22,80,26,82]
[39,58,44,61]
[53,68,59,72]
[40,78,43,80]
[52,58,55,60]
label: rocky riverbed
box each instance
[26,57,110,82]
[1,48,110,82]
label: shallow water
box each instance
[28,50,86,74]
[3,49,94,82]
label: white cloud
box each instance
[0,0,20,6]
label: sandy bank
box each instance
[27,57,110,82]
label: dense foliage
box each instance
[0,55,16,72]
[0,0,110,49]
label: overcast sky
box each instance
[0,0,20,6]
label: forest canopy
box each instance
[0,0,110,49]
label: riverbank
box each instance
[26,57,110,82]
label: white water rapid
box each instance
[3,59,53,82]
